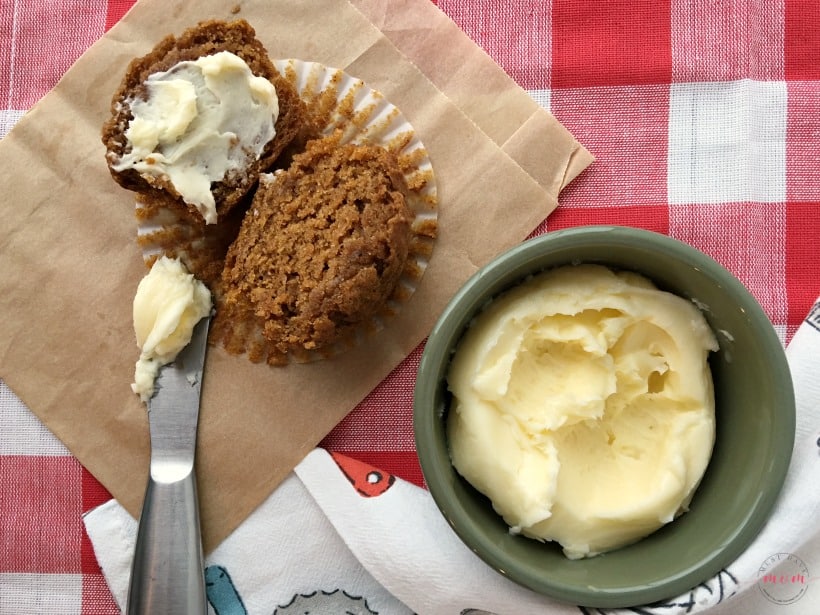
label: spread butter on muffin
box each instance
[102,19,304,224]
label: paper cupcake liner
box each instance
[137,59,438,365]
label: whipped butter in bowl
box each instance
[446,264,718,559]
[414,226,795,608]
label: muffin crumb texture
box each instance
[218,134,413,364]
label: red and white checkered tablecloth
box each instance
[2,0,818,613]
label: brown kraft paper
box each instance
[0,0,592,552]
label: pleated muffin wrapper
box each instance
[136,59,438,365]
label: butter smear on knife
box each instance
[447,264,718,559]
[131,256,212,402]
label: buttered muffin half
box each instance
[102,19,305,224]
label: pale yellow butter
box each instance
[447,264,718,559]
[132,256,212,402]
[113,51,279,224]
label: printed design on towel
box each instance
[205,564,378,615]
[276,589,379,613]
[577,568,739,614]
[330,451,396,497]
[205,565,248,615]
[806,300,820,333]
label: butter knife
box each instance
[126,314,211,615]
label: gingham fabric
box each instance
[1,0,818,613]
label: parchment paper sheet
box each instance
[0,0,592,551]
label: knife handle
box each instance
[126,469,207,615]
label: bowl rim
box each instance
[413,225,796,607]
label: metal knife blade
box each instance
[146,313,211,481]
[126,314,211,615]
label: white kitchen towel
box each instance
[84,298,820,614]
[84,469,413,615]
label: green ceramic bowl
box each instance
[414,226,795,608]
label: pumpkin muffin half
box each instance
[102,19,304,224]
[220,133,414,363]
